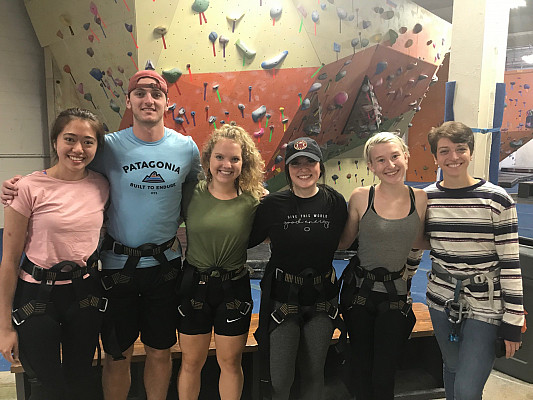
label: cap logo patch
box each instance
[294,140,307,150]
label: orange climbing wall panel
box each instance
[501,70,533,161]
[405,54,448,182]
[119,67,316,170]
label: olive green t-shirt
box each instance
[184,180,259,272]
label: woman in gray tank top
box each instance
[338,132,427,400]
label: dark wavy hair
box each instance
[427,121,474,156]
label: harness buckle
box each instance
[274,268,284,281]
[101,275,115,291]
[271,309,285,325]
[239,301,252,316]
[328,306,339,320]
[46,279,54,286]
[99,297,109,312]
[111,241,124,254]
[444,299,464,324]
[11,310,24,326]
[177,304,186,317]
[30,265,43,281]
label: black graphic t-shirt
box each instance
[250,186,347,303]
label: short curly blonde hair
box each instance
[201,122,265,199]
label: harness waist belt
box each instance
[274,266,334,286]
[102,235,176,258]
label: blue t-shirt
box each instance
[91,127,201,269]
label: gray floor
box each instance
[1,369,532,399]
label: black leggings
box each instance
[269,304,334,400]
[13,278,104,400]
[344,290,409,400]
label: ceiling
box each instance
[411,0,533,69]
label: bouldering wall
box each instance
[501,69,533,160]
[404,53,449,182]
[23,0,451,188]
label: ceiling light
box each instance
[522,54,533,64]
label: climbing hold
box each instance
[252,105,267,122]
[270,6,282,19]
[361,39,369,47]
[311,11,319,22]
[192,0,209,13]
[334,91,348,106]
[418,74,428,81]
[162,68,182,83]
[235,39,256,58]
[371,33,383,43]
[351,38,359,48]
[238,103,245,118]
[318,73,328,80]
[308,83,322,92]
[385,29,399,45]
[335,71,346,82]
[405,39,413,48]
[219,36,229,57]
[145,60,155,70]
[86,47,95,57]
[382,10,394,20]
[261,50,288,69]
[362,20,371,29]
[375,61,388,75]
[275,155,283,164]
[413,23,423,34]
[301,98,311,110]
[89,68,103,81]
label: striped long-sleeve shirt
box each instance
[425,179,524,341]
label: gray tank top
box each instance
[356,185,420,295]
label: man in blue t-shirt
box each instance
[2,70,201,400]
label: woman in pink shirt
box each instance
[0,108,109,400]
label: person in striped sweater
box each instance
[424,121,524,400]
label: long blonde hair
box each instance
[201,122,265,199]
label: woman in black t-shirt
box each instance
[250,137,347,400]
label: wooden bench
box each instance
[11,303,437,399]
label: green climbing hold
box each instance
[162,68,182,83]
[192,0,209,13]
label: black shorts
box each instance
[101,258,181,353]
[177,273,252,337]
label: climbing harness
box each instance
[12,253,106,325]
[428,261,501,342]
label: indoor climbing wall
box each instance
[501,69,533,160]
[404,53,449,182]
[324,153,378,194]
[23,0,451,187]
